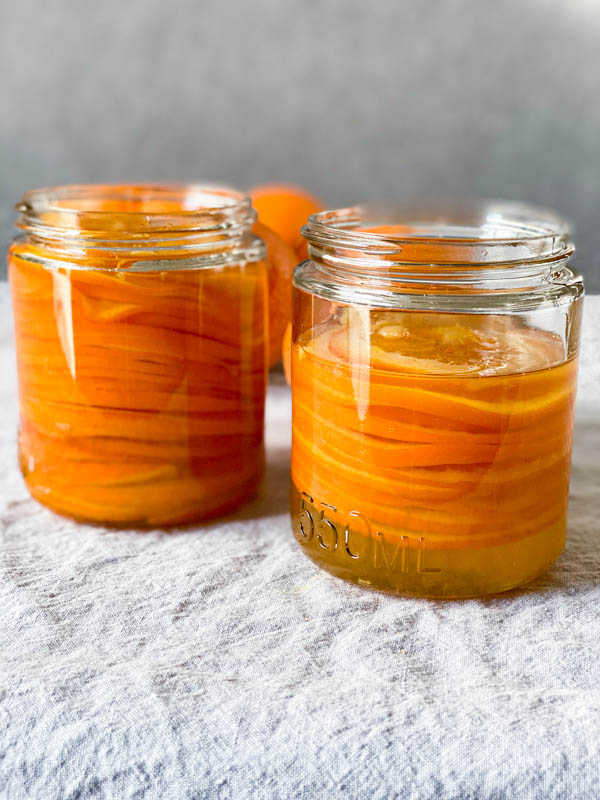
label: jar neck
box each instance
[14,184,265,267]
[301,200,576,295]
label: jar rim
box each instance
[16,183,256,237]
[302,199,574,266]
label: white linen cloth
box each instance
[0,286,599,800]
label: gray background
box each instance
[1,0,599,289]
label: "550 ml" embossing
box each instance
[294,493,441,575]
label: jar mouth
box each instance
[303,199,574,267]
[16,183,256,239]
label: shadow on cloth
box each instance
[226,443,291,522]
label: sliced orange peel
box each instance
[291,309,577,549]
[9,241,267,526]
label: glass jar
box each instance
[9,184,268,526]
[290,200,583,598]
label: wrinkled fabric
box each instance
[0,288,599,800]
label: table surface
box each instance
[0,287,599,800]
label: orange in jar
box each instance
[290,201,583,597]
[9,184,270,526]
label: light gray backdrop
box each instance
[1,0,599,288]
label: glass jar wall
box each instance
[9,184,268,526]
[290,201,583,597]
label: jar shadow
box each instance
[225,443,291,522]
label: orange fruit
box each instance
[249,183,324,256]
[252,221,298,367]
[295,239,309,264]
[250,184,324,367]
[282,322,292,384]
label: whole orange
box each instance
[252,221,298,367]
[249,183,324,256]
[250,184,324,367]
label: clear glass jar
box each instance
[290,200,583,597]
[9,184,268,526]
